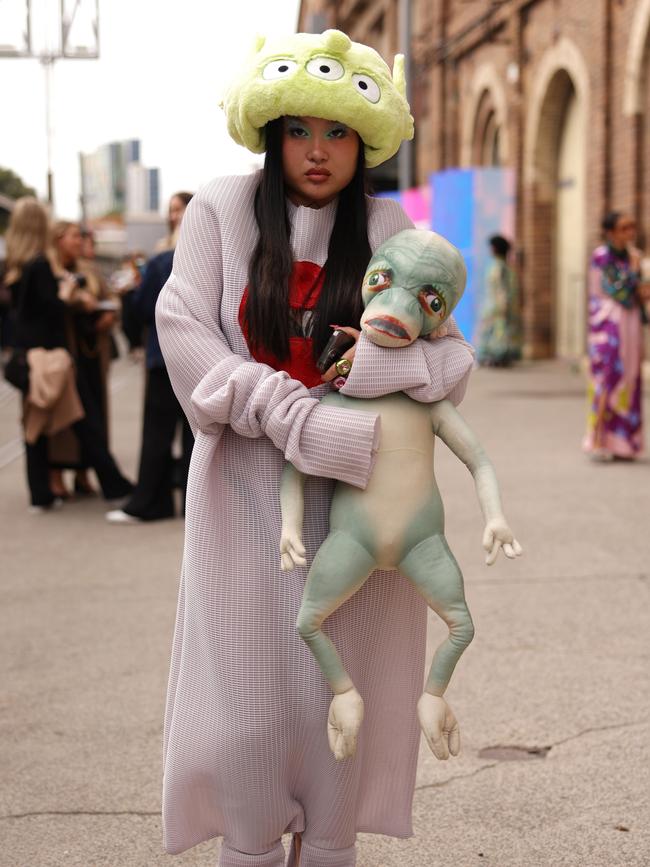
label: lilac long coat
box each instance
[156,172,474,865]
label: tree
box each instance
[0,167,37,234]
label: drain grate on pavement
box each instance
[478,745,551,761]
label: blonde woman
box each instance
[6,199,132,510]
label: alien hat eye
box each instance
[306,57,345,81]
[352,73,381,103]
[366,269,392,291]
[422,287,446,316]
[262,59,298,81]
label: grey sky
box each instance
[0,0,301,218]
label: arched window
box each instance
[472,90,502,167]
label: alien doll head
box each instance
[360,229,467,348]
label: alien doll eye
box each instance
[306,57,345,81]
[352,74,381,103]
[366,270,392,290]
[262,59,298,80]
[423,288,445,316]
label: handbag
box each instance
[3,347,29,393]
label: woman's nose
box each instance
[307,139,328,162]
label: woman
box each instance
[48,221,120,495]
[476,234,522,367]
[106,197,194,524]
[155,191,193,252]
[584,212,647,460]
[156,31,474,867]
[5,198,132,509]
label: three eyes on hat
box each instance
[261,57,381,104]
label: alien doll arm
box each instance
[279,462,308,572]
[431,399,523,565]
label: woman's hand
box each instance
[628,246,642,273]
[76,290,98,313]
[57,273,78,303]
[321,326,360,388]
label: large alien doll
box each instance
[279,229,522,762]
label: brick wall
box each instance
[297,0,650,356]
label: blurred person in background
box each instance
[476,234,522,367]
[155,191,193,253]
[0,255,11,355]
[110,251,147,353]
[107,193,194,524]
[48,221,121,496]
[5,198,132,510]
[584,212,650,461]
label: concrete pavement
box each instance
[1,356,649,867]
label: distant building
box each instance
[126,163,160,215]
[298,0,650,360]
[80,139,159,221]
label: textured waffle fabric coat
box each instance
[156,172,475,863]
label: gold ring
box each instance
[334,358,352,377]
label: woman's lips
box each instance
[305,170,331,183]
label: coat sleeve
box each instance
[156,188,380,490]
[340,328,475,406]
[21,258,66,321]
[131,256,166,325]
[340,197,475,406]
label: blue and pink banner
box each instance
[379,167,515,342]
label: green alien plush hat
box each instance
[221,29,414,168]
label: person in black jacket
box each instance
[5,198,133,511]
[106,243,193,523]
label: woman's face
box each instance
[281,116,360,209]
[81,233,95,259]
[168,196,187,232]
[58,225,83,266]
[610,215,636,250]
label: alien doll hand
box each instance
[482,517,523,566]
[280,526,307,572]
[417,693,460,760]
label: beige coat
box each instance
[23,348,84,445]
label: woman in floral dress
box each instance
[584,212,648,460]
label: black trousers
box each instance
[25,411,133,506]
[122,367,193,520]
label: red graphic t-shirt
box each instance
[238,261,325,388]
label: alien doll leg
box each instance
[297,531,376,760]
[398,534,475,758]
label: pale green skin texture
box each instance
[283,230,492,698]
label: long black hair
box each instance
[489,234,511,259]
[245,117,371,361]
[601,211,622,234]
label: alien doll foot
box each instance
[327,687,364,761]
[417,693,461,761]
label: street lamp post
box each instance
[0,0,99,210]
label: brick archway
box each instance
[523,39,590,357]
[460,64,509,167]
[623,0,650,116]
[622,0,650,248]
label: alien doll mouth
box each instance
[365,316,410,340]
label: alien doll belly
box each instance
[329,395,439,568]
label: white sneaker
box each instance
[106,509,141,524]
[28,497,63,515]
